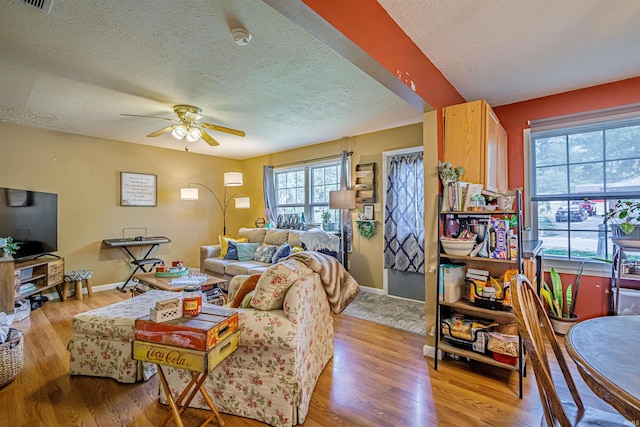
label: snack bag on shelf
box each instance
[489,218,509,259]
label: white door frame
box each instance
[382,146,424,295]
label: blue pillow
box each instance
[224,240,239,260]
[272,243,292,263]
[237,242,260,262]
[254,245,277,263]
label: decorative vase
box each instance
[548,314,579,335]
[497,195,515,211]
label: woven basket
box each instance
[0,328,24,387]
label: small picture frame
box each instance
[363,204,374,220]
[120,172,157,207]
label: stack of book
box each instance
[19,282,36,296]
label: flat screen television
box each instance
[0,187,58,260]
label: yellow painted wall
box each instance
[0,120,433,293]
[0,122,243,285]
[241,122,426,289]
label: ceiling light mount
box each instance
[231,28,252,46]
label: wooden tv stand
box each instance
[12,257,65,301]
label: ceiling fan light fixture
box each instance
[172,124,188,140]
[186,127,202,142]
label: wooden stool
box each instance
[64,270,94,300]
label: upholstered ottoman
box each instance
[67,290,177,383]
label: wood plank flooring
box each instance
[0,290,618,426]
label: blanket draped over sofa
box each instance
[285,251,359,314]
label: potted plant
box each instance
[0,236,20,257]
[438,161,465,185]
[495,187,522,211]
[603,199,640,239]
[540,260,587,335]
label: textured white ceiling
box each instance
[378,0,640,106]
[0,0,422,159]
[1,0,639,159]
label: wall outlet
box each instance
[374,203,382,211]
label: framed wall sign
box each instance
[363,204,374,220]
[120,172,157,207]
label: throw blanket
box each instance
[286,251,359,314]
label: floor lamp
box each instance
[181,171,250,235]
[329,189,356,267]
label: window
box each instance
[529,108,640,260]
[274,160,344,227]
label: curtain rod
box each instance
[273,151,353,169]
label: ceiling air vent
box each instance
[15,0,53,14]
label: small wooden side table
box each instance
[134,307,239,427]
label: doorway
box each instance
[382,147,425,301]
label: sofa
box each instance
[160,257,335,427]
[200,227,339,281]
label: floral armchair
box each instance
[160,259,334,427]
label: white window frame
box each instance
[525,104,640,277]
[273,158,349,226]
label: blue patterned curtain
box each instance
[384,152,425,273]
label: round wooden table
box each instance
[565,315,640,422]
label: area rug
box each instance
[342,291,426,336]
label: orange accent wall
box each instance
[302,0,464,109]
[495,76,640,318]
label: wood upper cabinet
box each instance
[443,99,508,193]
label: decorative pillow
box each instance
[229,274,261,308]
[241,290,255,308]
[272,243,292,263]
[250,259,312,310]
[253,245,277,263]
[237,242,260,262]
[291,245,304,253]
[224,240,239,260]
[219,235,247,257]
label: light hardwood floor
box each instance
[0,290,616,427]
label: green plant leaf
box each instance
[565,284,572,318]
[620,222,635,235]
[540,287,558,317]
[550,268,563,314]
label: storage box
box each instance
[439,263,465,302]
[19,267,33,280]
[135,304,238,351]
[489,219,509,259]
[133,331,240,372]
[618,288,640,315]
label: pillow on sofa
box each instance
[272,243,291,263]
[237,242,260,261]
[224,241,240,260]
[219,235,248,257]
[241,290,255,308]
[229,274,261,308]
[253,245,277,263]
[250,259,312,310]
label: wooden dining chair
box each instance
[512,274,628,427]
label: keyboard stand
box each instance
[117,244,165,291]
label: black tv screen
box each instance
[0,187,58,260]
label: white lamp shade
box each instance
[172,125,188,140]
[186,127,202,142]
[235,197,250,209]
[180,187,199,200]
[329,190,356,209]
[224,171,243,186]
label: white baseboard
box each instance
[358,285,385,296]
[35,281,125,302]
[423,344,442,360]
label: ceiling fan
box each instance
[121,104,245,148]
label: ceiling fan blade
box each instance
[199,122,246,137]
[200,130,220,146]
[121,113,178,123]
[147,125,177,137]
